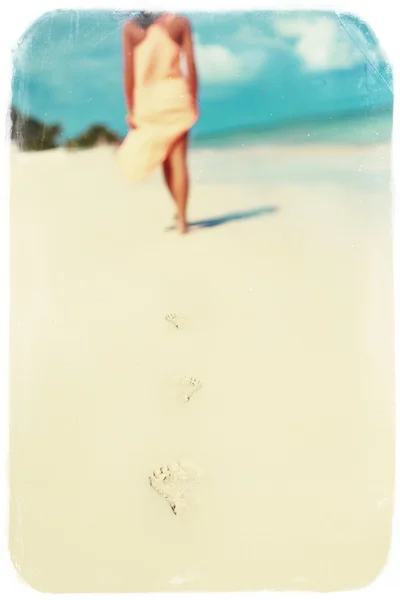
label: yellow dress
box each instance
[118,15,198,182]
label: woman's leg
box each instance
[162,159,177,220]
[162,159,173,201]
[162,133,189,234]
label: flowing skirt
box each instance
[118,78,198,183]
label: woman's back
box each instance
[132,14,183,88]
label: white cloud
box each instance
[194,35,267,85]
[231,24,287,51]
[274,15,383,72]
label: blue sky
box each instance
[12,10,393,141]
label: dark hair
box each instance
[135,10,164,29]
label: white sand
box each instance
[9,142,394,592]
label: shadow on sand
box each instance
[189,206,279,230]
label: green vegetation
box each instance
[65,125,122,149]
[10,107,62,151]
[10,108,122,152]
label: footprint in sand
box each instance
[180,376,203,402]
[149,461,204,515]
[165,312,186,330]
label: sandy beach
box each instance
[9,142,394,592]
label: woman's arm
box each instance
[182,19,198,102]
[122,22,135,115]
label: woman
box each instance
[119,11,199,234]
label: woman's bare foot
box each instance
[177,218,188,235]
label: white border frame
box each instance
[1,1,398,598]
